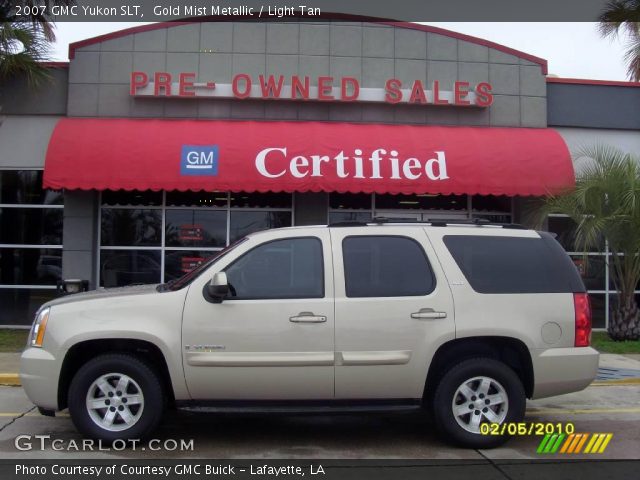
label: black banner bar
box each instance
[2,459,640,480]
[5,0,616,22]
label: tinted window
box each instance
[230,192,292,208]
[229,211,292,243]
[165,210,226,248]
[343,236,435,297]
[0,289,59,326]
[100,250,161,288]
[166,191,228,207]
[0,208,63,245]
[0,248,62,285]
[101,190,163,206]
[101,209,162,246]
[0,171,63,205]
[164,250,218,282]
[225,238,323,299]
[443,235,579,294]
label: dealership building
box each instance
[1,19,639,328]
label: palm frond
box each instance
[622,33,640,80]
[544,145,640,307]
[598,0,640,38]
[2,1,75,42]
[0,22,51,85]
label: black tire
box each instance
[431,358,525,448]
[68,353,165,441]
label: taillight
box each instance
[574,293,592,347]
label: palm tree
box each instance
[542,146,640,341]
[598,0,640,81]
[0,1,73,84]
[0,21,51,84]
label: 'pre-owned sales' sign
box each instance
[130,71,494,107]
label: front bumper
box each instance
[20,347,60,411]
[531,346,599,399]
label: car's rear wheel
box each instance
[432,358,525,448]
[68,353,164,441]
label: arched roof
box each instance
[68,16,548,74]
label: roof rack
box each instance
[328,221,367,227]
[328,217,525,229]
[426,219,526,229]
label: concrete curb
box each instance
[0,374,20,386]
[1,374,640,388]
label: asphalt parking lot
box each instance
[0,383,638,460]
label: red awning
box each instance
[44,118,574,196]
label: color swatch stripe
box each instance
[583,434,598,453]
[559,434,574,453]
[538,433,613,454]
[597,434,613,453]
[574,433,589,453]
[537,434,552,453]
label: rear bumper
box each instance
[20,347,60,411]
[531,346,599,399]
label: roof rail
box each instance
[372,217,526,229]
[370,216,422,224]
[328,221,367,227]
[328,217,525,229]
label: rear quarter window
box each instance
[443,234,584,294]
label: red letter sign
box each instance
[454,81,471,105]
[385,79,402,104]
[475,82,494,107]
[232,74,252,99]
[130,71,148,95]
[179,72,196,97]
[341,77,360,101]
[153,72,172,96]
[318,76,334,100]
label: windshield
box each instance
[162,237,248,291]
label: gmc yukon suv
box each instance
[20,221,599,448]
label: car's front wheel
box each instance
[68,353,164,441]
[432,358,525,448]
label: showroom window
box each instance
[547,213,614,329]
[0,170,63,326]
[328,193,513,224]
[99,191,292,287]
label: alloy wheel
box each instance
[85,373,145,432]
[451,375,509,433]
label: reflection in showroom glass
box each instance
[100,250,161,288]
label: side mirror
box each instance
[206,272,229,303]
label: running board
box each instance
[176,400,423,415]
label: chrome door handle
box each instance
[411,308,447,320]
[289,312,327,323]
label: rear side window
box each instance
[443,234,580,294]
[343,236,435,297]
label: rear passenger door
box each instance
[330,226,455,399]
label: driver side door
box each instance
[181,229,335,400]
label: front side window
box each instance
[342,236,435,298]
[225,238,324,299]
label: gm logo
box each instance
[181,145,219,176]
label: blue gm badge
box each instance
[181,145,219,176]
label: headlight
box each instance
[28,307,50,348]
